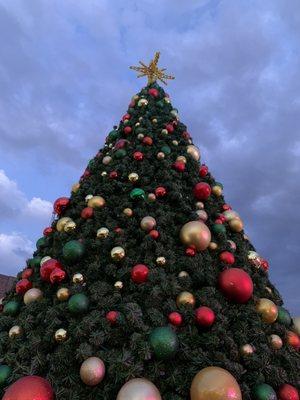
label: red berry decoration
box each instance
[40,259,63,282]
[278,384,299,400]
[81,207,94,219]
[199,165,208,177]
[106,311,119,325]
[16,279,32,295]
[109,171,118,179]
[22,268,33,279]
[123,126,132,135]
[218,268,253,303]
[133,151,144,161]
[193,182,211,201]
[131,264,149,284]
[168,312,183,326]
[286,331,300,350]
[53,197,70,215]
[143,136,153,146]
[50,268,66,284]
[195,306,215,327]
[166,123,174,133]
[155,186,167,197]
[149,230,159,239]
[219,251,235,265]
[173,161,185,172]
[148,88,159,97]
[43,227,53,236]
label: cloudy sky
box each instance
[0,0,299,314]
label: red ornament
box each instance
[173,161,186,172]
[168,312,183,326]
[278,384,299,400]
[123,126,132,135]
[122,113,131,121]
[155,186,167,197]
[82,169,91,179]
[199,165,208,177]
[214,218,223,225]
[50,268,66,284]
[223,204,232,211]
[81,207,94,219]
[131,264,149,284]
[109,171,118,179]
[43,227,53,236]
[148,88,159,97]
[286,331,300,350]
[133,151,144,161]
[166,123,174,133]
[186,246,196,256]
[218,214,226,223]
[115,139,128,149]
[193,182,211,201]
[2,375,54,400]
[149,230,159,239]
[218,268,253,303]
[40,259,63,282]
[114,227,123,235]
[182,131,191,140]
[142,136,153,146]
[261,259,269,272]
[195,306,215,327]
[106,311,119,325]
[16,279,32,295]
[219,251,235,265]
[22,268,33,279]
[53,197,69,215]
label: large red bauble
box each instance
[50,268,66,284]
[218,268,253,303]
[53,197,69,214]
[195,306,215,327]
[193,182,211,200]
[40,259,63,282]
[131,264,149,284]
[148,88,159,97]
[3,376,54,400]
[173,161,186,172]
[219,251,235,265]
[278,384,299,400]
[81,206,94,219]
[168,312,183,326]
[16,279,32,295]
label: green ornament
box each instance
[212,224,226,234]
[0,365,11,386]
[114,149,127,159]
[28,257,42,268]
[36,237,47,249]
[161,145,171,155]
[157,100,164,108]
[68,293,89,314]
[253,384,277,400]
[63,240,85,262]
[88,159,95,168]
[149,326,178,360]
[277,306,291,327]
[3,301,20,316]
[108,129,119,141]
[130,188,146,200]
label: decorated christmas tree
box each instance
[0,53,299,400]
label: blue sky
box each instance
[0,0,299,314]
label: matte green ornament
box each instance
[212,224,226,234]
[253,384,277,400]
[36,237,47,249]
[108,129,119,141]
[88,159,95,168]
[28,256,42,268]
[149,326,178,360]
[114,149,127,159]
[276,306,291,327]
[0,365,11,386]
[161,145,171,155]
[63,240,85,262]
[130,188,146,200]
[3,301,20,316]
[68,293,89,314]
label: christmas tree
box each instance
[0,52,299,400]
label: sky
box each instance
[0,0,299,314]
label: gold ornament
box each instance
[40,255,51,266]
[212,185,223,196]
[114,281,124,289]
[97,227,109,239]
[101,171,107,176]
[256,298,278,324]
[64,220,76,232]
[247,251,262,269]
[178,271,189,278]
[130,51,174,85]
[269,334,283,349]
[56,217,72,232]
[71,182,80,193]
[128,173,139,182]
[24,288,43,305]
[111,246,125,261]
[223,210,240,221]
[240,344,255,356]
[123,208,133,217]
[80,357,106,386]
[292,316,300,336]
[172,140,179,146]
[156,257,166,266]
[180,221,211,251]
[157,152,165,160]
[196,201,204,209]
[148,193,156,202]
[88,196,106,209]
[85,194,93,202]
[177,155,187,163]
[190,366,242,400]
[186,145,201,161]
[135,122,140,127]
[176,291,195,307]
[137,133,144,140]
[209,242,218,250]
[161,129,168,136]
[56,288,70,301]
[229,218,244,232]
[102,156,112,165]
[55,328,68,343]
[116,377,162,400]
[140,216,156,231]
[152,118,157,124]
[9,325,23,339]
[137,98,148,107]
[73,273,85,284]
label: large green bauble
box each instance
[0,365,11,386]
[3,301,20,316]
[212,224,226,234]
[28,257,42,268]
[253,384,277,400]
[68,293,89,315]
[63,240,85,262]
[161,145,171,155]
[108,129,119,141]
[36,237,47,249]
[114,149,127,159]
[130,188,146,200]
[276,306,291,327]
[149,327,178,360]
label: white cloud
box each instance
[25,197,53,218]
[0,232,34,275]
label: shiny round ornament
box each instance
[240,344,255,356]
[178,271,189,278]
[278,384,299,400]
[276,306,292,327]
[88,196,106,208]
[219,268,253,303]
[40,256,51,266]
[56,217,72,232]
[16,279,32,295]
[286,330,300,350]
[209,242,218,250]
[229,218,244,232]
[212,185,223,196]
[223,210,240,221]
[269,334,283,349]
[138,98,148,107]
[2,376,54,400]
[168,312,183,326]
[55,328,67,343]
[9,325,23,339]
[190,366,242,400]
[40,259,63,282]
[54,197,69,214]
[187,145,201,161]
[130,188,146,200]
[102,155,112,165]
[3,301,20,316]
[128,172,139,182]
[81,207,94,219]
[256,298,278,324]
[114,281,124,289]
[180,220,211,251]
[131,264,149,284]
[149,326,178,359]
[24,288,43,305]
[111,246,125,261]
[157,152,165,160]
[148,193,156,202]
[63,240,85,262]
[97,227,109,238]
[176,291,195,307]
[68,293,89,315]
[177,155,187,163]
[140,216,156,231]
[72,273,84,284]
[195,306,215,327]
[156,256,166,266]
[80,357,105,386]
[123,208,133,217]
[85,194,93,202]
[64,220,76,232]
[253,383,277,400]
[56,287,70,301]
[0,365,11,386]
[196,209,208,221]
[193,182,211,200]
[50,268,66,284]
[116,378,161,400]
[247,251,262,268]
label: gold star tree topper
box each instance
[130,52,175,85]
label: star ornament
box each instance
[130,52,175,85]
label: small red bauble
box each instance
[166,124,174,133]
[199,165,208,177]
[123,126,132,135]
[122,113,131,121]
[218,268,253,303]
[16,279,32,295]
[148,88,159,97]
[109,171,118,179]
[218,214,226,223]
[219,251,235,265]
[195,306,215,327]
[173,161,186,172]
[133,151,144,161]
[114,227,123,235]
[106,310,119,325]
[155,186,167,197]
[22,268,33,279]
[53,197,70,214]
[261,259,269,272]
[168,312,183,326]
[222,204,232,211]
[286,331,300,350]
[214,218,223,225]
[143,136,153,146]
[81,207,94,219]
[186,246,196,256]
[131,264,149,284]
[43,227,53,236]
[193,182,211,200]
[115,139,128,149]
[149,230,159,239]
[278,384,299,400]
[82,169,91,179]
[40,259,63,282]
[50,268,66,284]
[182,131,191,140]
[2,375,54,400]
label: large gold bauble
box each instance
[88,196,106,209]
[72,273,85,284]
[9,325,23,339]
[56,288,70,301]
[24,288,43,305]
[123,208,133,217]
[97,227,109,238]
[140,216,156,232]
[186,144,200,161]
[256,298,278,324]
[292,316,300,336]
[180,221,211,251]
[176,291,195,307]
[269,334,283,349]
[71,182,80,193]
[40,256,51,266]
[80,357,106,386]
[116,378,161,400]
[55,328,67,343]
[128,172,139,182]
[190,366,242,400]
[111,246,125,261]
[64,220,76,232]
[229,218,244,232]
[56,217,72,232]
